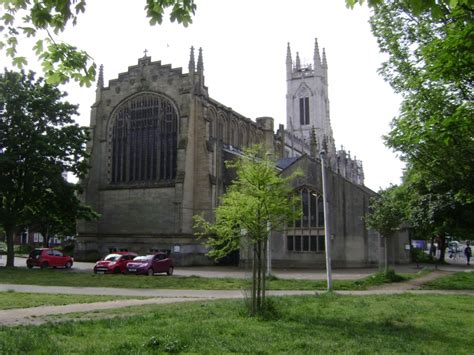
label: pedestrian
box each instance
[464,241,472,266]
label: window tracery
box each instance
[110,93,177,184]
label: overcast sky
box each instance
[9,0,405,191]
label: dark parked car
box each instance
[93,252,137,274]
[126,253,174,276]
[27,248,73,269]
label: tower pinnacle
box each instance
[197,47,204,74]
[188,46,195,73]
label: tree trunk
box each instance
[252,244,257,315]
[6,227,15,267]
[438,234,446,263]
[262,239,267,308]
[256,240,261,311]
[42,226,50,248]
[384,236,388,274]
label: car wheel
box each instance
[147,268,154,276]
[41,262,49,269]
[167,266,174,276]
[114,268,121,274]
[65,261,72,269]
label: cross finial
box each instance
[143,49,148,57]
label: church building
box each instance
[76,40,410,267]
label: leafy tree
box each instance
[346,0,473,17]
[0,0,196,86]
[27,173,98,248]
[365,185,406,273]
[0,69,92,267]
[365,1,474,257]
[194,146,301,315]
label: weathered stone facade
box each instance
[76,43,410,267]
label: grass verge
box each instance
[421,271,474,290]
[0,294,472,353]
[0,267,421,291]
[0,291,147,310]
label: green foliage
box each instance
[194,145,301,315]
[13,244,33,255]
[0,69,95,265]
[346,0,473,17]
[0,0,196,86]
[0,241,6,255]
[369,1,474,241]
[194,145,301,260]
[365,185,406,237]
[411,247,436,263]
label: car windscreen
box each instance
[104,254,121,261]
[29,250,42,257]
[133,255,153,261]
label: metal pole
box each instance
[320,150,332,291]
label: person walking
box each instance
[464,241,472,266]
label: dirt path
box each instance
[0,271,472,327]
[368,270,452,292]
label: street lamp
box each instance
[319,147,333,291]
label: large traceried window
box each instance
[287,187,325,252]
[111,94,177,184]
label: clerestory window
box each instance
[111,94,177,184]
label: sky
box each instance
[7,0,405,191]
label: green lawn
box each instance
[422,271,474,290]
[0,294,472,354]
[0,267,419,290]
[0,291,147,310]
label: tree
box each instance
[365,185,406,273]
[0,0,196,86]
[194,146,301,315]
[346,0,473,17]
[27,173,98,248]
[0,69,92,267]
[366,1,474,253]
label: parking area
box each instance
[3,255,470,280]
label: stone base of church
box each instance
[75,233,214,266]
[239,258,381,269]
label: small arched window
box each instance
[110,93,177,184]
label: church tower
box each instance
[286,39,336,158]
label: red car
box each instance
[126,252,174,276]
[93,252,137,274]
[26,248,73,269]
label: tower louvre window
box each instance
[299,97,310,125]
[111,93,177,184]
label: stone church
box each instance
[76,40,410,267]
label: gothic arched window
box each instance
[110,93,178,184]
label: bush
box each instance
[411,247,435,263]
[0,242,6,255]
[14,244,33,255]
